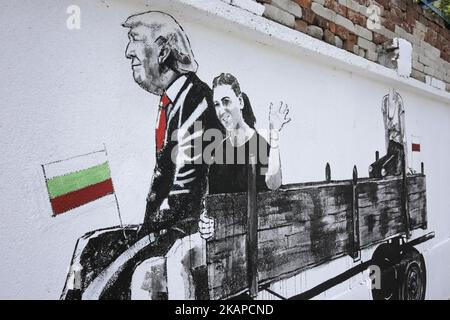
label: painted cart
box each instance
[61,162,433,300]
[204,161,432,300]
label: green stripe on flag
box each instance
[47,162,111,199]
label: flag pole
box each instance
[103,143,128,242]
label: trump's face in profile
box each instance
[125,25,163,95]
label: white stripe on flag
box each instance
[44,150,108,179]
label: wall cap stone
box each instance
[222,0,265,16]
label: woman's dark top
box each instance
[208,131,271,194]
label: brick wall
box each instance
[251,0,450,91]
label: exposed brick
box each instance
[307,25,324,39]
[391,0,406,12]
[417,16,427,28]
[423,9,435,21]
[295,19,308,33]
[311,2,336,21]
[348,33,357,42]
[375,0,391,10]
[382,18,395,32]
[325,0,347,16]
[445,30,450,42]
[339,0,364,13]
[355,24,372,41]
[389,6,404,25]
[263,4,296,28]
[401,20,414,34]
[335,25,353,41]
[441,52,450,63]
[401,9,416,34]
[336,14,356,33]
[323,28,335,45]
[435,35,443,51]
[270,0,303,19]
[377,25,395,39]
[373,32,389,45]
[328,21,336,33]
[344,36,357,52]
[295,0,311,8]
[358,36,377,51]
[381,11,395,31]
[347,8,366,26]
[394,25,415,43]
[423,10,443,26]
[314,14,332,30]
[415,3,424,15]
[415,20,427,33]
[427,21,440,33]
[257,0,450,78]
[406,7,418,22]
[424,29,438,48]
[442,42,450,55]
[302,6,316,24]
[438,27,447,43]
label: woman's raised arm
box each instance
[266,102,291,190]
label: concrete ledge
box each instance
[228,0,265,16]
[147,0,450,103]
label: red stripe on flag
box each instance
[50,179,114,216]
[412,143,421,152]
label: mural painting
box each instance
[55,11,432,300]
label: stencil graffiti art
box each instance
[59,10,433,300]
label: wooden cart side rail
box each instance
[205,174,427,300]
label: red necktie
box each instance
[156,93,171,153]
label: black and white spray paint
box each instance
[60,11,430,301]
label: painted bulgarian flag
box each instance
[411,135,422,173]
[412,142,421,152]
[411,136,421,154]
[43,149,115,216]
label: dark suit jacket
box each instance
[143,72,223,234]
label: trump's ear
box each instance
[158,46,172,65]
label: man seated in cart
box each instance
[369,89,414,178]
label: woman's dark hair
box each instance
[212,73,256,129]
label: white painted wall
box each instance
[0,0,449,299]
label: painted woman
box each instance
[199,73,291,239]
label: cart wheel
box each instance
[371,243,401,300]
[398,248,426,300]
